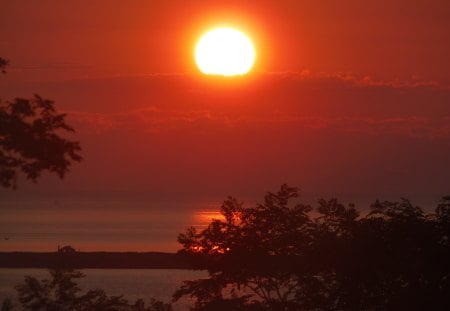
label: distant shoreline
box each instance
[0,252,194,269]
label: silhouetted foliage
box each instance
[175,184,450,310]
[1,298,13,311]
[15,269,172,311]
[0,58,81,188]
[0,58,8,74]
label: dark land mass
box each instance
[0,252,194,269]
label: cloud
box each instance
[265,70,442,89]
[3,70,447,201]
[62,72,449,140]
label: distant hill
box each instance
[0,252,194,269]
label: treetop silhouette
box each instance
[175,184,450,310]
[0,58,81,189]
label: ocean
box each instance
[0,195,225,253]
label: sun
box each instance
[195,27,256,76]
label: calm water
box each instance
[0,268,207,310]
[0,196,225,252]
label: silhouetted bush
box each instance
[175,185,450,310]
[14,269,172,311]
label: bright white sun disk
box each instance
[195,28,255,76]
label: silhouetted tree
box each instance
[15,269,172,311]
[58,245,76,253]
[0,58,81,188]
[175,185,450,310]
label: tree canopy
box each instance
[0,58,81,188]
[175,185,450,310]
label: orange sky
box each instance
[0,0,449,251]
[2,0,450,82]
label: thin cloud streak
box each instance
[62,72,450,139]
